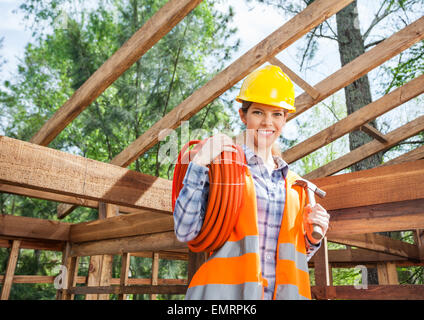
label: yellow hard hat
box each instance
[236,65,295,113]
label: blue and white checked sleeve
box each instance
[173,162,209,242]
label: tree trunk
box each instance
[336,1,383,172]
[336,1,385,285]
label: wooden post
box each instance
[1,240,21,300]
[377,262,399,285]
[62,242,79,300]
[86,203,118,300]
[187,251,208,284]
[118,253,130,300]
[313,237,331,299]
[151,252,159,300]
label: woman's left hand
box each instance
[303,203,330,244]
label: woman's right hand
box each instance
[192,134,237,167]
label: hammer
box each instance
[293,178,327,241]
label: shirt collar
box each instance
[242,144,289,178]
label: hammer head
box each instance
[293,178,326,199]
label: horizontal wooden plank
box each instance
[70,231,186,257]
[0,237,64,251]
[66,285,187,295]
[30,0,202,147]
[328,233,420,260]
[70,212,174,243]
[0,214,70,241]
[305,115,424,179]
[0,184,149,215]
[269,57,320,99]
[0,275,186,285]
[0,135,172,213]
[288,16,424,121]
[311,285,424,300]
[313,160,424,210]
[326,199,424,236]
[309,248,411,267]
[360,124,388,143]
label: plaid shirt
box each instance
[173,144,320,300]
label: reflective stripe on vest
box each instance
[186,282,263,300]
[275,284,310,300]
[209,235,259,259]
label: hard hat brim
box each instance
[236,96,296,113]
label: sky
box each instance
[0,0,377,86]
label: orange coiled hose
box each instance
[172,138,247,253]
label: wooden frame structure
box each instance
[1,0,423,300]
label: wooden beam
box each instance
[70,231,187,257]
[360,124,388,143]
[0,237,64,251]
[313,238,331,287]
[0,214,70,241]
[283,74,424,164]
[328,233,420,261]
[110,0,354,169]
[69,211,174,243]
[311,285,424,300]
[309,248,412,266]
[313,159,424,210]
[288,16,424,122]
[67,285,187,296]
[326,199,424,237]
[305,116,424,179]
[381,144,424,167]
[118,253,131,300]
[30,0,202,147]
[0,240,21,300]
[0,135,172,214]
[0,184,147,215]
[151,252,159,300]
[377,262,399,285]
[268,57,320,99]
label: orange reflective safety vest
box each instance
[186,168,311,300]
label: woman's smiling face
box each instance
[239,102,289,150]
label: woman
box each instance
[173,65,330,300]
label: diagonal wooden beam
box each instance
[283,74,424,164]
[110,0,354,168]
[304,115,424,179]
[287,16,424,122]
[0,214,70,241]
[360,124,388,143]
[380,144,424,167]
[30,0,202,147]
[268,57,320,99]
